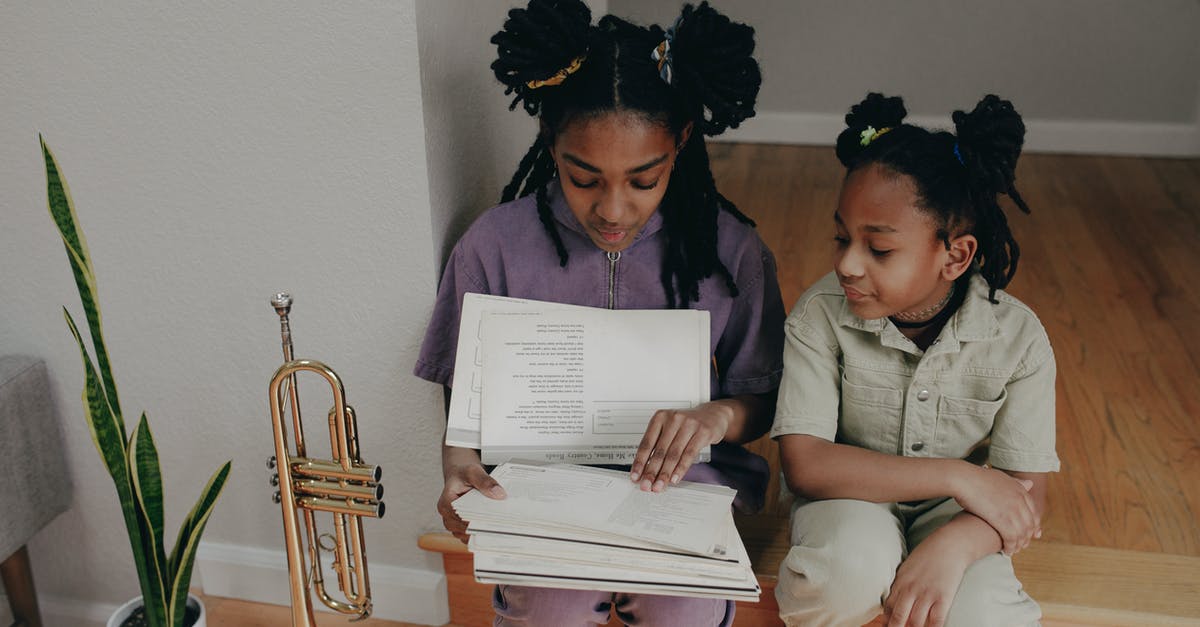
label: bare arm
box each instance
[779,434,1042,554]
[778,433,968,502]
[713,389,777,444]
[883,470,1048,626]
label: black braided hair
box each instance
[835,93,1031,302]
[491,0,762,308]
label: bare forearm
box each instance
[707,390,776,444]
[917,511,1002,564]
[779,434,969,502]
[442,443,482,478]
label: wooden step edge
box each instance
[418,531,469,554]
[1037,602,1200,627]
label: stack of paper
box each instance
[446,293,712,466]
[453,462,760,602]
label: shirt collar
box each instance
[838,272,1002,351]
[547,179,665,246]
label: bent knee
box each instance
[777,542,899,625]
[944,554,1041,627]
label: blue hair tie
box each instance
[953,142,965,165]
[651,17,682,85]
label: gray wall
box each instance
[416,2,538,266]
[0,2,447,624]
[612,0,1200,155]
[416,0,607,265]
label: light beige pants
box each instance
[776,497,1041,627]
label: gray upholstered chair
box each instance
[0,356,73,627]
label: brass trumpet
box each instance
[267,293,384,626]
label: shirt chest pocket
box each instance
[839,376,902,452]
[934,388,1007,460]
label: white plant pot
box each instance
[107,593,206,627]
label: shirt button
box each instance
[911,441,925,452]
[917,389,931,401]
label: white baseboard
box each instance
[713,110,1200,157]
[195,541,450,626]
[0,591,116,627]
[1,543,449,627]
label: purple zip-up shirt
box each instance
[415,180,785,511]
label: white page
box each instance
[466,519,740,564]
[478,308,710,465]
[472,551,759,601]
[453,463,733,556]
[445,293,588,448]
[468,527,749,580]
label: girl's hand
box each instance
[953,464,1040,555]
[629,402,733,492]
[436,461,506,543]
[882,536,972,627]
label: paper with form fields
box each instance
[479,307,710,465]
[445,294,586,449]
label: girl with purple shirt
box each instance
[414,2,784,625]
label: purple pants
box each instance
[493,586,734,626]
[489,461,744,627]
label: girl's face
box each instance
[549,111,688,253]
[833,164,974,320]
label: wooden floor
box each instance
[709,143,1200,559]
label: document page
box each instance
[445,293,586,448]
[453,463,734,556]
[472,552,760,601]
[479,307,710,465]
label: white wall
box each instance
[612,0,1200,156]
[0,2,448,625]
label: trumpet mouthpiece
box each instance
[271,292,293,315]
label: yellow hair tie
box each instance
[526,55,586,90]
[859,125,893,147]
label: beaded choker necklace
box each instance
[890,283,956,325]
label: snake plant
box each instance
[41,136,232,627]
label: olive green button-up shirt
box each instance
[771,271,1060,473]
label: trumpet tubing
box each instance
[267,293,384,627]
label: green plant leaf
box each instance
[64,309,161,620]
[64,309,127,486]
[46,137,232,626]
[42,136,123,426]
[167,461,231,627]
[130,414,169,625]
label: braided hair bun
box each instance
[835,93,907,166]
[953,95,1030,213]
[666,2,761,136]
[490,0,593,115]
